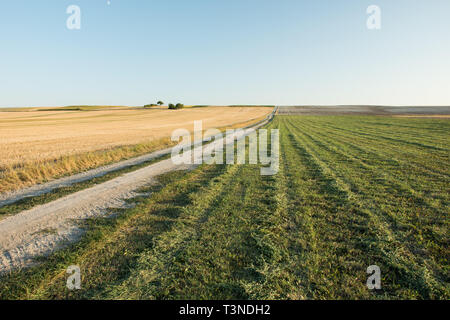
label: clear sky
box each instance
[1,0,449,107]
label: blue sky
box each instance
[0,0,449,107]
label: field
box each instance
[1,114,448,299]
[0,106,271,193]
[277,105,450,116]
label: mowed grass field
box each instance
[0,115,448,299]
[0,106,271,193]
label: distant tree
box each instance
[157,101,164,106]
[144,104,157,108]
[168,103,184,110]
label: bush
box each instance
[168,103,184,110]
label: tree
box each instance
[157,101,164,106]
[168,103,184,110]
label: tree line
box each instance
[144,101,184,110]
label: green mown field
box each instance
[1,115,448,300]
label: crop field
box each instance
[0,106,271,193]
[1,114,448,300]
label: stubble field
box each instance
[0,106,272,193]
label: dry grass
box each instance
[0,106,272,193]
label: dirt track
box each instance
[0,147,173,208]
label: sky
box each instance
[0,0,449,107]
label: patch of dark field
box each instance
[277,106,450,117]
[0,115,448,300]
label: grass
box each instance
[0,115,448,299]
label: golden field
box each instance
[0,106,272,193]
